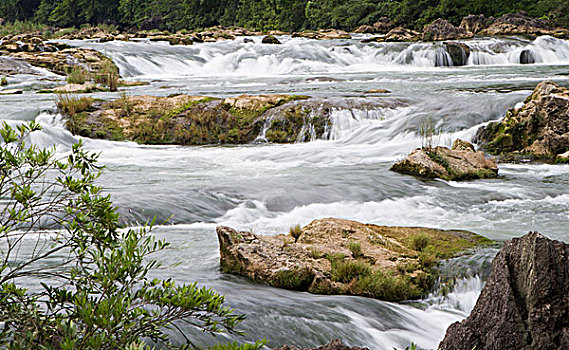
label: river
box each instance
[2,34,569,349]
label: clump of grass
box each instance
[272,267,314,290]
[0,77,7,86]
[331,260,371,284]
[348,241,363,258]
[309,247,323,259]
[418,251,437,269]
[289,224,302,242]
[66,66,90,84]
[94,60,119,92]
[410,233,431,252]
[419,116,443,149]
[56,94,93,115]
[355,270,421,301]
[117,91,133,117]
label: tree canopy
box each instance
[0,0,568,31]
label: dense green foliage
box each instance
[0,0,568,32]
[0,122,262,349]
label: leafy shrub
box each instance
[0,77,7,86]
[0,122,259,350]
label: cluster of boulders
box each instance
[475,81,569,162]
[393,79,569,183]
[360,12,569,43]
[292,29,351,40]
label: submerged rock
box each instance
[519,49,536,64]
[439,232,569,350]
[0,89,23,95]
[423,18,472,41]
[217,218,493,301]
[0,57,35,75]
[262,35,281,44]
[390,140,499,180]
[274,340,368,350]
[474,81,569,160]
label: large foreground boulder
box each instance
[390,140,499,180]
[274,340,368,350]
[217,218,492,301]
[475,81,569,161]
[439,232,569,350]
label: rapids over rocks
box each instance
[2,34,569,349]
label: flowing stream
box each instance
[2,34,569,349]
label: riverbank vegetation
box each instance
[1,0,568,34]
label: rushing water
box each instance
[2,34,569,349]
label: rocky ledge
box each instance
[439,232,569,350]
[217,218,493,302]
[475,81,569,162]
[274,340,368,350]
[0,38,118,75]
[61,94,402,145]
[390,139,499,181]
[362,13,569,43]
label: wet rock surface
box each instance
[217,218,492,301]
[439,232,569,350]
[390,139,499,180]
[475,81,569,161]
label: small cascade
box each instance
[67,35,569,80]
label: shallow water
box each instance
[2,35,569,349]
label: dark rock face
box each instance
[139,17,164,31]
[475,80,569,160]
[459,14,494,34]
[444,42,471,66]
[274,340,369,350]
[439,232,569,350]
[373,17,395,34]
[423,18,471,41]
[520,49,536,64]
